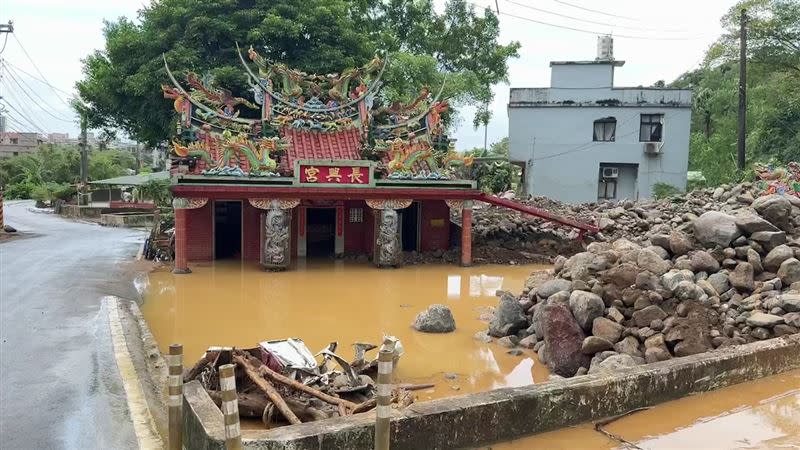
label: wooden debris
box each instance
[232,354,301,425]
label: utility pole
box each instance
[737,9,747,171]
[79,111,89,204]
[0,22,14,132]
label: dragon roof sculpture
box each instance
[162,46,471,179]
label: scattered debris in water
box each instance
[184,336,427,427]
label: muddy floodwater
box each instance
[142,260,551,400]
[490,369,800,450]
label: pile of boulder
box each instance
[483,192,800,377]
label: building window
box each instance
[593,117,616,141]
[13,151,19,156]
[640,114,664,142]
[10,138,18,144]
[598,179,617,199]
[349,207,363,223]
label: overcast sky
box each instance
[0,0,738,147]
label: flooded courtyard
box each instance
[141,260,551,400]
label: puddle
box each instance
[141,260,551,399]
[488,369,800,450]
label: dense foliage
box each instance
[0,146,137,200]
[77,0,520,145]
[466,138,520,193]
[671,0,799,186]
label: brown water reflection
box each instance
[142,260,551,399]
[489,369,800,450]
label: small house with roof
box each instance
[508,36,693,204]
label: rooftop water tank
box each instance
[596,35,614,61]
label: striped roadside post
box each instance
[219,364,243,450]
[374,346,394,450]
[167,344,184,450]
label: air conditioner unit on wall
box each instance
[602,167,619,179]
[644,142,663,155]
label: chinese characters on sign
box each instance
[299,164,371,185]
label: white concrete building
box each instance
[508,37,693,204]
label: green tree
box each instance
[466,138,519,193]
[671,0,799,185]
[76,0,519,145]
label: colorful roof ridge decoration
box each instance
[162,45,473,180]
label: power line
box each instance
[501,0,688,33]
[1,99,47,134]
[552,0,642,22]
[11,34,72,108]
[2,62,74,122]
[3,60,72,97]
[470,2,706,41]
[1,82,49,131]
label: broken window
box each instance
[639,114,664,142]
[593,117,616,142]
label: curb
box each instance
[105,296,164,449]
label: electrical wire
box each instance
[469,1,707,41]
[3,60,72,97]
[501,0,688,33]
[2,62,74,122]
[0,33,8,55]
[552,0,643,22]
[1,99,47,134]
[1,82,49,132]
[11,34,72,107]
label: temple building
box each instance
[163,46,595,273]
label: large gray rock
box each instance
[568,290,605,332]
[581,336,613,355]
[707,272,731,294]
[536,279,572,299]
[540,303,590,377]
[614,335,644,358]
[746,312,785,328]
[693,211,741,248]
[601,263,639,289]
[764,245,795,272]
[780,294,800,313]
[778,258,800,286]
[747,248,764,274]
[730,262,755,292]
[632,305,667,327]
[735,212,780,234]
[637,248,671,275]
[592,317,624,344]
[488,293,528,337]
[661,269,696,292]
[750,231,787,251]
[690,250,720,273]
[588,354,639,374]
[752,194,793,230]
[412,304,456,333]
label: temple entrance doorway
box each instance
[214,200,242,260]
[400,202,420,252]
[306,208,336,258]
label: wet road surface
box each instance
[0,201,145,449]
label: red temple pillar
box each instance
[461,201,473,267]
[173,207,191,274]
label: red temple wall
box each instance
[186,203,213,262]
[344,200,373,255]
[242,202,261,263]
[420,200,450,252]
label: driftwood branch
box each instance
[207,390,329,422]
[233,354,302,425]
[253,356,358,411]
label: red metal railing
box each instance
[473,193,599,238]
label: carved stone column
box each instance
[171,197,208,274]
[366,199,411,268]
[249,199,300,270]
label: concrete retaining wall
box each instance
[100,212,155,228]
[183,334,800,449]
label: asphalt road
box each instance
[1,201,145,449]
